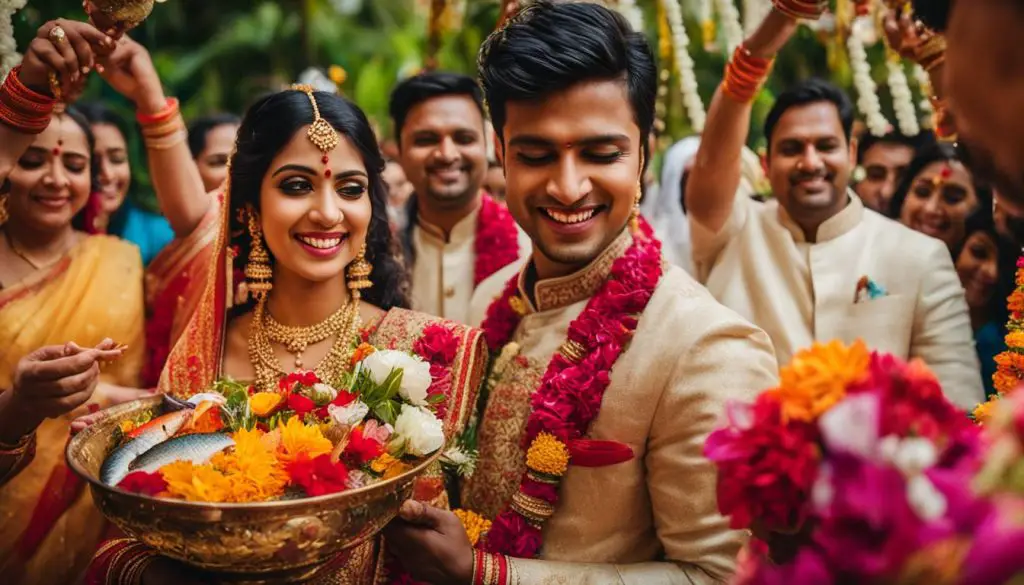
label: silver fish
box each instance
[129,433,235,475]
[101,409,192,486]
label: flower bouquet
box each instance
[704,340,1024,584]
[67,340,457,580]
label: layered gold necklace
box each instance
[248,296,361,393]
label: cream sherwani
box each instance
[465,232,779,584]
[690,191,983,409]
[411,206,531,325]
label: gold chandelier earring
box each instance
[630,152,645,234]
[0,194,8,226]
[244,208,274,300]
[346,243,373,300]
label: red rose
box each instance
[413,324,459,365]
[288,454,349,496]
[117,471,168,496]
[288,393,317,418]
[483,511,544,558]
[342,426,385,465]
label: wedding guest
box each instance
[390,72,529,324]
[187,113,239,192]
[685,5,982,408]
[854,129,932,215]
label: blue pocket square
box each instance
[854,276,887,303]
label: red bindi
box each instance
[324,169,332,178]
[940,165,953,179]
[52,148,61,156]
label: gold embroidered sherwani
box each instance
[412,205,531,325]
[465,232,780,584]
[690,192,984,410]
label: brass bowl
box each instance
[88,0,155,29]
[67,396,441,582]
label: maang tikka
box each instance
[292,84,340,178]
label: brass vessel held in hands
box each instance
[90,0,156,30]
[66,396,442,583]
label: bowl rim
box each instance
[66,395,444,510]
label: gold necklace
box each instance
[4,230,65,271]
[248,297,362,393]
[262,301,351,368]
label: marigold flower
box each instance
[526,432,570,477]
[1007,332,1024,349]
[160,461,234,502]
[350,343,377,367]
[118,420,137,435]
[1010,292,1024,314]
[210,428,289,502]
[973,396,1001,426]
[370,453,410,479]
[994,370,1022,395]
[250,392,284,417]
[774,340,870,423]
[278,416,333,464]
[453,509,492,546]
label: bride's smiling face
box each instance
[258,126,372,285]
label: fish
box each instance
[129,433,235,475]
[101,409,192,486]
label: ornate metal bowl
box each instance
[67,396,441,582]
[88,0,155,29]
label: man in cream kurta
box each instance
[390,72,530,325]
[463,231,779,584]
[685,8,982,409]
[691,189,983,409]
[410,199,531,325]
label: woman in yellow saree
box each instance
[0,24,146,585]
[85,85,486,584]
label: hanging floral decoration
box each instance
[0,0,26,83]
[886,59,919,136]
[847,17,890,136]
[662,0,706,132]
[715,0,745,54]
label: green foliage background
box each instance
[13,0,907,204]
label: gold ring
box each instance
[48,25,67,45]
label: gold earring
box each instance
[347,243,373,300]
[630,153,644,234]
[245,209,273,300]
[0,194,8,226]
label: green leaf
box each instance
[382,369,404,401]
[373,400,399,427]
[426,393,446,405]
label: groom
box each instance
[385,2,779,583]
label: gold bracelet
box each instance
[0,429,35,455]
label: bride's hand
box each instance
[18,19,116,98]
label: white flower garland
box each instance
[714,0,744,54]
[617,0,645,33]
[0,0,26,83]
[848,18,889,137]
[662,0,706,131]
[887,59,919,136]
[912,64,934,122]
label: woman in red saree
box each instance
[85,85,487,584]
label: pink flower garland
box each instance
[479,231,663,558]
[474,196,521,286]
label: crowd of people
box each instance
[1,0,1023,583]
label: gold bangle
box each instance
[0,430,35,455]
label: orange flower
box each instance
[370,453,410,479]
[350,343,377,367]
[773,340,870,423]
[250,392,284,417]
[972,397,1001,426]
[1009,292,1024,314]
[453,509,492,546]
[278,416,333,464]
[1006,332,1024,349]
[994,369,1022,395]
[211,428,289,502]
[160,461,233,502]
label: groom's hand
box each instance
[383,499,475,585]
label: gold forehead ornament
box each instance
[291,84,340,155]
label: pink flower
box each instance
[362,419,392,444]
[705,394,820,531]
[118,470,168,496]
[413,324,459,365]
[483,511,544,558]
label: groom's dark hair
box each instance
[477,0,656,168]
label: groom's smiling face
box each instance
[500,79,643,279]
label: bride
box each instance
[84,85,487,583]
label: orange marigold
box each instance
[351,343,377,367]
[160,461,233,502]
[278,416,333,464]
[1006,332,1024,349]
[994,369,1022,395]
[453,509,492,546]
[210,428,289,502]
[370,453,410,479]
[249,392,284,417]
[972,397,1001,426]
[1010,292,1024,314]
[526,432,570,476]
[774,339,870,423]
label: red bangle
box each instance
[472,549,511,585]
[723,45,773,104]
[0,66,56,134]
[136,97,179,125]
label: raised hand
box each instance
[95,35,166,115]
[383,500,474,585]
[19,19,116,99]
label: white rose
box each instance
[328,400,369,428]
[362,350,432,406]
[392,405,445,456]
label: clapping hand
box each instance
[383,499,475,585]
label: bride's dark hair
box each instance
[228,89,410,310]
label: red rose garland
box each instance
[474,196,521,286]
[478,230,663,558]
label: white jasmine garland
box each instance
[327,400,370,428]
[714,0,744,54]
[662,0,706,131]
[392,405,445,456]
[887,60,920,136]
[441,444,478,478]
[912,64,934,121]
[848,18,889,137]
[361,350,432,406]
[0,0,26,83]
